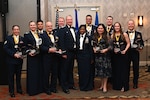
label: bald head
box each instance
[128,20,135,30]
[46,21,53,32]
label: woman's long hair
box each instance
[94,23,108,43]
[113,22,125,41]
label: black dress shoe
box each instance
[63,89,70,94]
[51,89,58,93]
[133,84,138,89]
[69,86,78,90]
[45,91,51,95]
[10,92,15,97]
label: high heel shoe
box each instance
[102,90,107,93]
[121,87,124,92]
[97,88,103,91]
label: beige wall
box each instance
[44,0,150,41]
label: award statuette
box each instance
[114,41,121,52]
[92,39,100,53]
[114,35,121,53]
[132,34,143,49]
[27,38,42,55]
[93,38,106,53]
[14,40,26,58]
[50,35,66,54]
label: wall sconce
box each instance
[138,16,143,26]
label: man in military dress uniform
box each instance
[106,16,114,37]
[4,25,24,97]
[85,15,96,87]
[58,15,78,94]
[127,20,144,89]
[53,17,65,86]
[37,19,45,35]
[41,21,60,95]
[85,15,96,38]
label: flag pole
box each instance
[55,5,59,28]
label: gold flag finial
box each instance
[56,5,59,10]
[74,4,77,9]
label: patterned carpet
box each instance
[0,66,150,100]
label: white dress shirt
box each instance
[79,33,86,50]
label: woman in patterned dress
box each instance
[93,24,112,93]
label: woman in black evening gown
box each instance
[111,22,130,92]
[24,21,43,95]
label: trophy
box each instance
[27,38,42,55]
[132,34,143,49]
[50,35,66,54]
[92,39,99,52]
[14,40,26,58]
[114,41,126,53]
[92,38,106,53]
[114,41,121,53]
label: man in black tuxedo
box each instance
[4,25,24,97]
[41,21,59,94]
[106,16,114,38]
[59,15,77,94]
[127,20,144,89]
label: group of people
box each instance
[3,15,144,97]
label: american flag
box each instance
[55,9,59,28]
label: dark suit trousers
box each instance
[7,63,22,93]
[128,49,139,84]
[50,56,58,90]
[60,51,76,90]
[43,54,58,91]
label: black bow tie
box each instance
[129,31,134,33]
[80,35,83,38]
[69,26,74,29]
[48,32,53,35]
[87,24,92,26]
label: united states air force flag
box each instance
[75,9,79,32]
[95,11,99,26]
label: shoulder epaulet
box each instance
[4,40,7,45]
